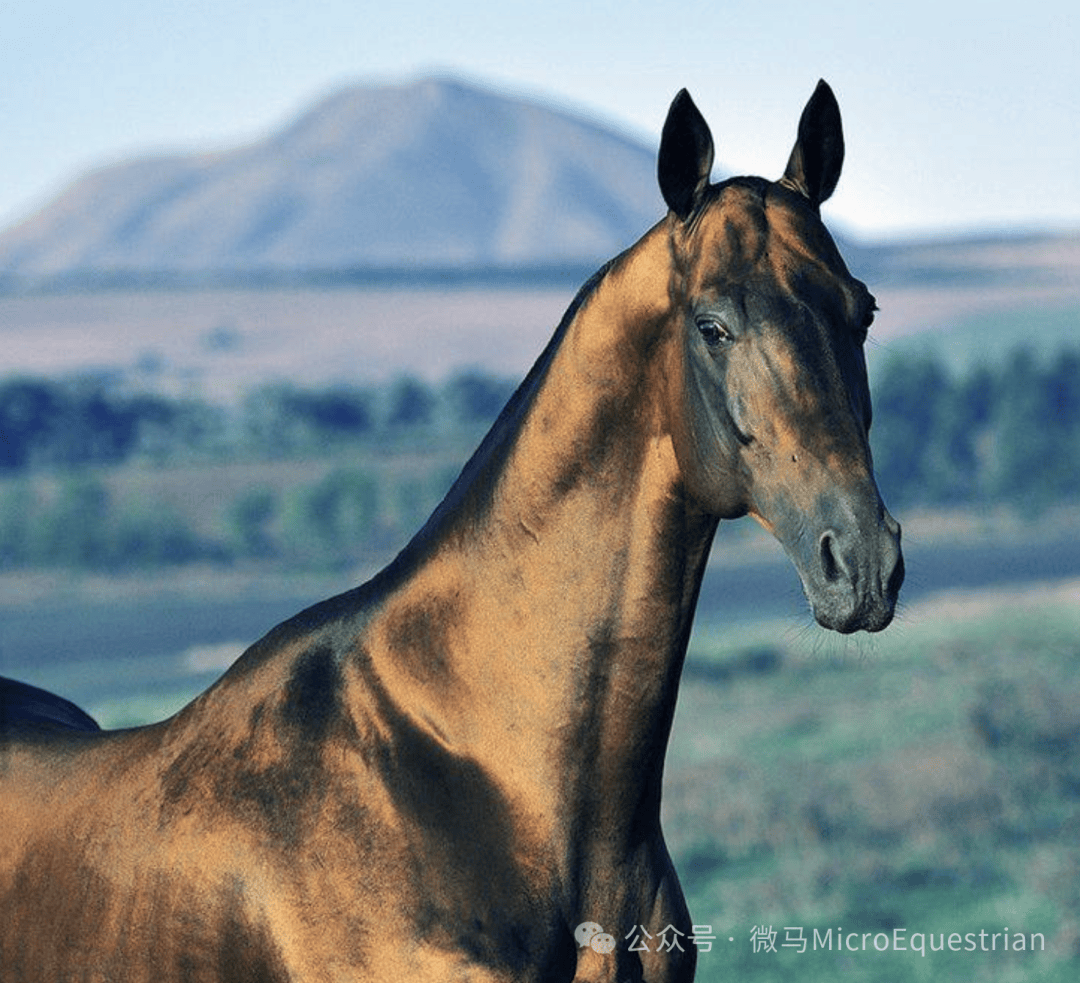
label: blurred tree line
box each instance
[0,369,514,470]
[0,346,1077,571]
[0,370,512,571]
[870,345,1080,508]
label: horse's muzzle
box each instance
[805,508,904,633]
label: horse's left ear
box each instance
[781,80,844,207]
[658,89,714,221]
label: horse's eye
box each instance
[852,305,876,345]
[696,317,732,348]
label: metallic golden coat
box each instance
[0,82,902,982]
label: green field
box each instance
[663,583,1080,981]
[872,302,1080,376]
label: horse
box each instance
[0,81,902,983]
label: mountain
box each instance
[0,77,664,282]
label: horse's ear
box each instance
[658,89,714,221]
[781,80,844,207]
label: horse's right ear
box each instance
[658,89,714,221]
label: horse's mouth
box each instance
[799,521,905,634]
[806,573,902,633]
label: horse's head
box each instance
[659,81,903,633]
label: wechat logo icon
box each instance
[575,922,617,954]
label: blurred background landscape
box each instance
[1,15,1078,979]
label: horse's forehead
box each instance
[686,182,849,300]
[688,184,769,281]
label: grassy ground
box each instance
[665,580,1080,981]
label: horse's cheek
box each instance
[669,405,745,517]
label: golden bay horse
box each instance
[0,81,902,982]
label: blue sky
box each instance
[2,0,1076,241]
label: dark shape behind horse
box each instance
[0,81,901,983]
[0,678,100,734]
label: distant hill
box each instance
[0,76,664,283]
[852,230,1080,291]
[0,71,1076,395]
[1,71,1077,299]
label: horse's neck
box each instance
[355,225,716,833]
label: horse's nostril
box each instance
[819,531,842,582]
